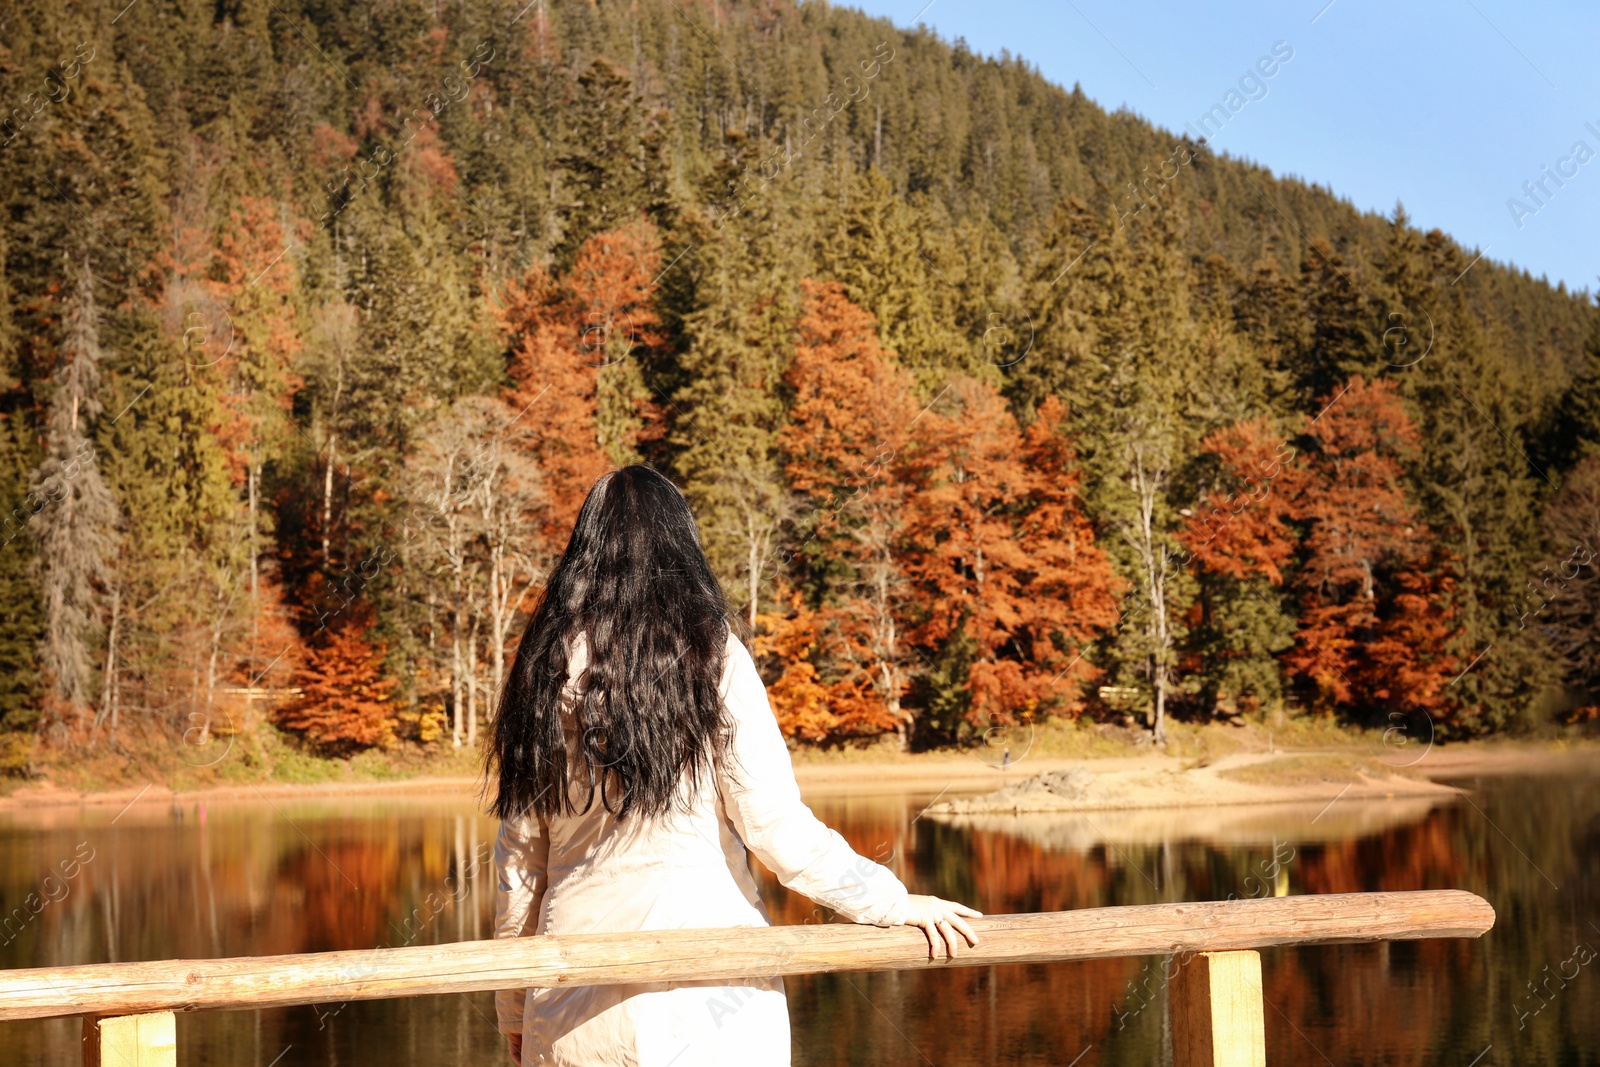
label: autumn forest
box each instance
[1,0,1598,776]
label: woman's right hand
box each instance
[901,895,982,960]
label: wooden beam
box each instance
[1170,951,1266,1067]
[0,890,1493,1022]
[82,1012,176,1067]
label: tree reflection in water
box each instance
[0,774,1595,1066]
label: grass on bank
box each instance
[4,703,1595,799]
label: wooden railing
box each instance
[0,890,1494,1067]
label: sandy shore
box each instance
[0,740,1590,816]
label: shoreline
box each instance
[0,740,1591,816]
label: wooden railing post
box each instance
[1169,950,1266,1067]
[82,1011,176,1067]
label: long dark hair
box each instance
[488,465,734,822]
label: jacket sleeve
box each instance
[493,811,550,1035]
[714,635,910,927]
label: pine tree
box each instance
[553,58,669,265]
[0,413,44,773]
[98,302,238,735]
[1548,301,1600,469]
[1296,239,1376,404]
[817,168,967,390]
[1006,198,1107,416]
[30,262,120,719]
[346,178,494,476]
[670,187,802,624]
[0,231,43,770]
[1381,217,1552,731]
[1063,210,1210,744]
[1537,455,1600,698]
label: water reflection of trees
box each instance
[769,782,1598,1066]
[2,780,1597,1066]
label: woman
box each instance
[488,466,981,1067]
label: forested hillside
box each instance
[1,0,1596,774]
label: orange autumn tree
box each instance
[1287,377,1457,721]
[497,219,664,538]
[752,588,845,743]
[900,380,1119,735]
[1011,395,1122,708]
[1183,418,1305,583]
[565,219,668,463]
[1180,417,1307,714]
[767,281,919,743]
[276,612,397,755]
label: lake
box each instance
[2,771,1596,1065]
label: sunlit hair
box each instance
[488,465,734,822]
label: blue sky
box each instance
[843,0,1599,295]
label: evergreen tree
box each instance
[1548,302,1600,470]
[670,173,805,624]
[1296,239,1375,404]
[1064,211,1211,744]
[1006,198,1106,417]
[816,168,966,389]
[1380,217,1552,731]
[553,58,669,265]
[30,262,120,718]
[0,414,44,773]
[1537,455,1600,699]
[99,303,238,733]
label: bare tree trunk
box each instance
[489,550,506,705]
[449,513,465,749]
[206,588,234,722]
[1126,444,1172,745]
[248,461,260,603]
[98,580,120,736]
[322,432,336,567]
[466,613,480,747]
[747,529,760,629]
[451,591,463,749]
[247,459,261,673]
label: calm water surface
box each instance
[2,772,1596,1065]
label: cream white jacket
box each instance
[493,631,910,1066]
